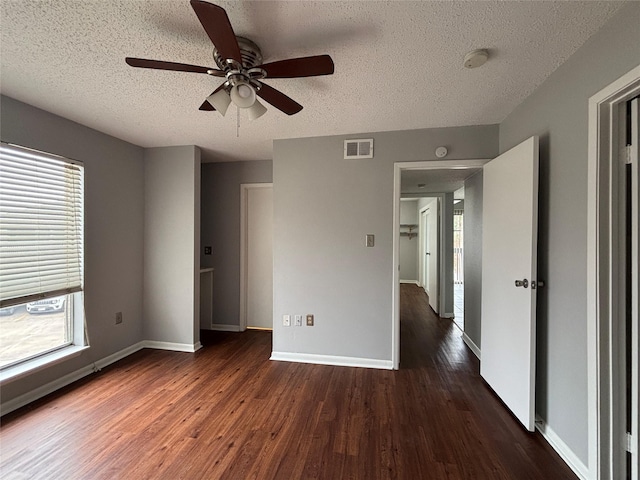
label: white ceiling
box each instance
[0,1,624,162]
[401,167,481,195]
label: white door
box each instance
[481,136,539,431]
[243,184,273,329]
[427,204,439,313]
[419,209,427,288]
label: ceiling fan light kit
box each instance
[230,83,256,108]
[125,0,335,121]
[206,89,231,116]
[247,100,268,121]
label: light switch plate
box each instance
[366,234,375,247]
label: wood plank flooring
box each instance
[0,284,577,479]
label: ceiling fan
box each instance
[125,0,335,120]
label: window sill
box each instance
[0,345,89,385]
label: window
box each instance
[0,142,87,375]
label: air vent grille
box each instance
[344,139,374,159]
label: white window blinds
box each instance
[0,143,84,307]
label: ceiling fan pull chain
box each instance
[236,106,240,137]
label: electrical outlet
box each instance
[283,314,291,327]
[306,314,314,326]
[115,312,123,325]
[204,246,212,255]
[294,315,302,326]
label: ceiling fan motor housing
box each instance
[213,36,263,70]
[214,36,266,93]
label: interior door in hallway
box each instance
[426,207,439,313]
[481,136,539,432]
[243,184,273,330]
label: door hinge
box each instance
[625,432,635,454]
[624,145,632,165]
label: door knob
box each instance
[515,279,529,288]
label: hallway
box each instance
[398,283,575,478]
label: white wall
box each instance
[399,200,418,282]
[0,95,145,403]
[498,2,640,465]
[143,146,201,349]
[272,125,498,363]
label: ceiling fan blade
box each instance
[125,57,224,76]
[256,82,303,115]
[190,0,242,65]
[199,84,226,111]
[259,55,335,79]
[199,100,215,111]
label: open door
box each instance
[481,136,539,431]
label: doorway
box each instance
[419,200,440,314]
[587,65,639,479]
[392,160,487,369]
[240,183,273,330]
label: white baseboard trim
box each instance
[400,279,419,285]
[0,341,146,417]
[0,339,207,416]
[441,313,454,319]
[96,341,146,368]
[462,333,481,360]
[143,340,201,353]
[535,415,589,480]
[270,351,393,370]
[209,324,242,332]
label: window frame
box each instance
[0,142,88,384]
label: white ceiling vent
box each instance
[344,139,374,159]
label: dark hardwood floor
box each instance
[0,284,576,479]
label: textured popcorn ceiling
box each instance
[401,168,482,195]
[0,1,624,162]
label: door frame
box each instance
[587,64,640,480]
[392,159,488,369]
[239,182,273,331]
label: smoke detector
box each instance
[463,49,489,69]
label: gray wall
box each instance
[463,171,483,347]
[143,146,201,348]
[0,95,145,403]
[399,200,418,281]
[200,160,272,328]
[498,2,640,465]
[272,125,498,361]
